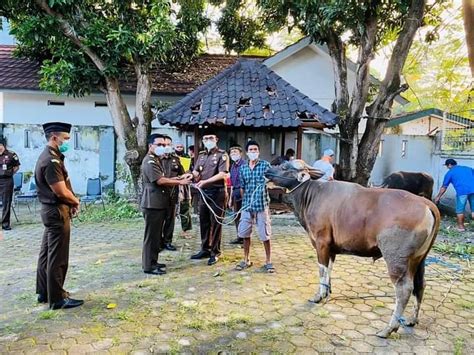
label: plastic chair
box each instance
[15,178,38,214]
[81,178,105,209]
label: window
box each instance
[378,140,384,157]
[24,129,31,148]
[47,100,65,106]
[94,102,107,107]
[401,140,408,158]
[74,130,80,150]
[185,135,193,150]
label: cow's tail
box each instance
[413,202,440,298]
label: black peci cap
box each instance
[202,128,218,137]
[0,137,6,146]
[444,158,457,166]
[43,122,72,134]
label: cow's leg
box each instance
[309,237,331,303]
[406,259,426,327]
[376,263,414,338]
[328,254,335,293]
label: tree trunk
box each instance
[354,0,426,186]
[463,0,474,78]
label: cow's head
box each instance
[265,159,324,190]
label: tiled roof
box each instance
[157,59,339,129]
[0,45,246,95]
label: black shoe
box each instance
[191,250,210,260]
[144,268,166,275]
[2,225,11,231]
[50,298,84,310]
[37,294,47,303]
[164,243,177,251]
[153,263,166,268]
[208,256,219,265]
[230,238,243,244]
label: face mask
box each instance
[230,154,241,162]
[204,141,216,150]
[175,149,184,156]
[58,140,69,153]
[154,146,166,156]
[164,146,173,154]
[247,152,259,161]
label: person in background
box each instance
[0,137,20,231]
[188,145,199,214]
[160,135,185,251]
[228,145,245,245]
[174,141,193,237]
[434,158,474,232]
[236,140,274,273]
[271,148,295,166]
[312,149,335,182]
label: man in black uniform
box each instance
[141,134,192,275]
[35,122,83,310]
[191,130,229,265]
[0,138,20,230]
[160,135,185,251]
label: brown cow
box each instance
[265,160,440,338]
[380,171,434,199]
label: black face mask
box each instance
[175,150,184,156]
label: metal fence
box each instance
[442,127,474,152]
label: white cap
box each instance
[323,148,335,157]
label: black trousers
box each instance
[36,204,71,304]
[0,177,14,228]
[142,208,166,271]
[180,199,192,232]
[199,188,226,257]
[163,199,178,246]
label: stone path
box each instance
[0,218,472,354]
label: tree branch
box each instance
[34,0,107,72]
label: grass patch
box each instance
[115,310,132,321]
[317,309,330,318]
[186,319,206,330]
[374,301,386,308]
[38,310,59,320]
[455,300,474,310]
[81,323,106,338]
[78,195,141,222]
[262,328,284,341]
[454,336,464,355]
[163,288,176,300]
[432,242,473,257]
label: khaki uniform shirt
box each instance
[0,149,20,178]
[193,147,229,189]
[161,154,185,202]
[35,146,73,205]
[140,154,170,209]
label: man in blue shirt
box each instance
[236,140,274,273]
[434,159,474,232]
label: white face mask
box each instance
[154,146,166,156]
[230,154,241,162]
[204,141,216,150]
[247,152,259,161]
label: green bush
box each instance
[78,197,141,222]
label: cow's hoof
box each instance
[405,317,418,327]
[308,294,324,303]
[376,326,397,338]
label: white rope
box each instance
[192,182,267,226]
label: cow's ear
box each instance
[297,171,311,182]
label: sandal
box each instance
[235,260,253,271]
[263,263,275,273]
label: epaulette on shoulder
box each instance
[199,150,206,154]
[51,159,61,164]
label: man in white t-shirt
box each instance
[312,149,335,182]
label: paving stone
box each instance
[0,220,471,354]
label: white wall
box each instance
[267,46,356,111]
[397,116,465,135]
[1,90,180,128]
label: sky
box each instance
[0,18,15,45]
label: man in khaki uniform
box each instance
[160,135,185,251]
[191,130,229,265]
[35,122,83,310]
[141,133,192,275]
[0,138,20,230]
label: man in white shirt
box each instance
[312,149,335,182]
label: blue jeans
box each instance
[456,193,474,214]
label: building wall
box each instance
[389,115,466,135]
[0,90,180,127]
[370,134,473,213]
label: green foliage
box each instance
[1,0,209,97]
[400,4,472,117]
[79,197,140,222]
[432,242,473,258]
